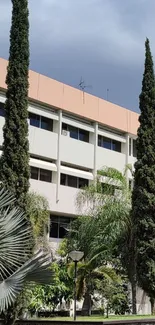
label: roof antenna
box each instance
[107,88,109,101]
[78,77,92,104]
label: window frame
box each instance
[50,215,71,239]
[98,135,121,153]
[60,173,88,189]
[0,102,5,117]
[62,123,89,143]
[29,112,53,132]
[30,166,52,183]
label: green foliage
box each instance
[27,192,49,245]
[66,166,132,315]
[77,166,131,216]
[0,188,53,313]
[95,278,131,316]
[28,261,73,314]
[0,0,30,211]
[131,39,155,301]
[7,191,50,320]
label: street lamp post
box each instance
[68,250,84,321]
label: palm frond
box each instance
[0,250,53,312]
[0,205,32,279]
[0,187,15,208]
[96,266,121,282]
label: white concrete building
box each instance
[0,58,151,314]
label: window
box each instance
[98,135,121,153]
[30,166,52,183]
[129,138,132,156]
[41,116,53,131]
[40,168,52,182]
[112,140,121,152]
[50,215,71,239]
[60,174,88,188]
[69,125,78,139]
[60,173,66,186]
[79,177,88,188]
[62,123,89,143]
[29,113,40,127]
[79,129,89,142]
[29,112,53,132]
[31,167,38,180]
[133,139,137,158]
[0,102,5,117]
[68,175,77,188]
[102,136,111,150]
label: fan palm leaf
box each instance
[0,250,53,312]
[0,188,54,312]
[0,205,31,279]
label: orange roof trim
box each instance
[0,58,139,135]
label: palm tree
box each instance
[0,188,53,314]
[68,243,120,316]
[66,167,132,315]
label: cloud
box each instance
[1,0,155,111]
[28,0,153,66]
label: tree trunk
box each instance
[106,304,109,318]
[150,297,155,315]
[81,288,91,316]
[131,268,137,314]
[130,225,137,315]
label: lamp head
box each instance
[68,250,84,262]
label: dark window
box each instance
[60,174,67,185]
[112,140,121,152]
[60,173,88,189]
[69,125,78,139]
[31,167,38,180]
[79,129,89,142]
[133,139,137,158]
[98,135,102,147]
[98,135,121,152]
[50,221,58,238]
[68,175,77,188]
[129,138,132,156]
[40,169,52,182]
[103,137,111,149]
[79,178,88,188]
[59,223,68,238]
[50,215,71,239]
[0,102,5,117]
[29,113,40,127]
[62,123,89,143]
[62,123,67,131]
[41,116,53,131]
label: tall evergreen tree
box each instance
[0,0,30,211]
[131,38,155,312]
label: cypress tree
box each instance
[0,0,30,211]
[131,38,155,311]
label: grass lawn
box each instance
[38,314,155,322]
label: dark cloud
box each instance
[1,0,155,112]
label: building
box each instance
[0,58,138,248]
[0,58,151,314]
[0,58,139,248]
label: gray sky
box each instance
[1,0,155,113]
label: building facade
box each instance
[0,58,151,314]
[0,58,139,250]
